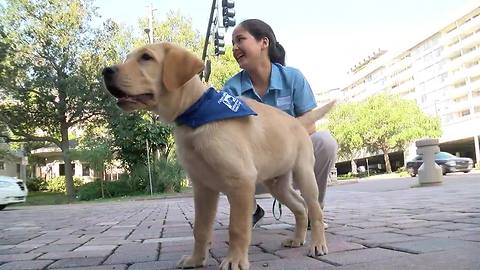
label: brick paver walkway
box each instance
[1,174,479,269]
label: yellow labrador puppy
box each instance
[103,42,335,270]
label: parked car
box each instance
[0,176,28,210]
[406,151,474,177]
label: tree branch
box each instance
[67,112,101,127]
[0,133,60,146]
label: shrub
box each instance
[77,158,187,201]
[77,179,139,201]
[45,176,83,193]
[77,180,102,201]
[396,167,410,177]
[152,158,186,193]
[26,177,47,192]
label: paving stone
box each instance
[127,258,218,270]
[0,247,35,255]
[318,247,410,266]
[332,227,397,237]
[250,257,335,270]
[47,257,104,268]
[431,222,479,230]
[53,236,92,245]
[74,245,117,252]
[381,238,480,253]
[0,260,53,270]
[334,247,480,270]
[103,243,159,264]
[351,232,427,247]
[51,265,126,270]
[32,244,81,253]
[395,227,445,236]
[38,249,112,260]
[389,220,449,229]
[0,253,43,263]
[143,236,194,244]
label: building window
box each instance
[82,164,90,176]
[59,164,75,176]
[461,110,470,117]
[0,161,4,170]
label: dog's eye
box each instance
[140,53,153,61]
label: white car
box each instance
[0,176,28,210]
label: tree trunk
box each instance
[60,123,75,199]
[383,150,392,173]
[350,159,357,175]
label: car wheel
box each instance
[407,168,416,177]
[0,205,6,211]
[441,165,447,175]
[464,170,470,174]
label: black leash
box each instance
[272,199,283,221]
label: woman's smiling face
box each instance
[232,26,268,70]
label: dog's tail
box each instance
[297,100,336,128]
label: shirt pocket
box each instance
[276,95,292,111]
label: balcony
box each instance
[445,100,470,114]
[444,40,463,58]
[468,62,480,78]
[447,48,480,71]
[447,84,470,100]
[461,30,480,50]
[392,79,415,95]
[446,69,467,85]
[445,13,480,42]
[456,13,480,36]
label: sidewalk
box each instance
[0,174,479,270]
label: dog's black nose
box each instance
[102,66,118,79]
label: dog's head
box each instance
[102,42,204,119]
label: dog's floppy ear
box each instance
[162,43,204,91]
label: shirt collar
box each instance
[240,63,283,95]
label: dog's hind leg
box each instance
[177,181,219,269]
[292,160,328,256]
[263,175,308,247]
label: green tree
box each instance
[153,10,202,52]
[327,102,364,172]
[0,0,124,198]
[358,94,441,173]
[102,11,196,171]
[208,46,240,89]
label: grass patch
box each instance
[22,191,72,206]
[19,188,193,207]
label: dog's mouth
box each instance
[106,84,154,106]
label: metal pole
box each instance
[200,0,217,80]
[148,3,154,43]
[146,139,153,196]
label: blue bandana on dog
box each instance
[175,88,257,128]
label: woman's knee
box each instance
[311,131,338,158]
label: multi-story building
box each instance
[323,4,480,173]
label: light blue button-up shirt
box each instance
[222,63,317,117]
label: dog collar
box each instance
[175,88,257,128]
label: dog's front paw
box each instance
[307,240,328,257]
[282,238,305,248]
[177,255,205,269]
[219,255,249,270]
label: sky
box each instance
[94,0,477,92]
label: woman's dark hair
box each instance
[238,19,286,65]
